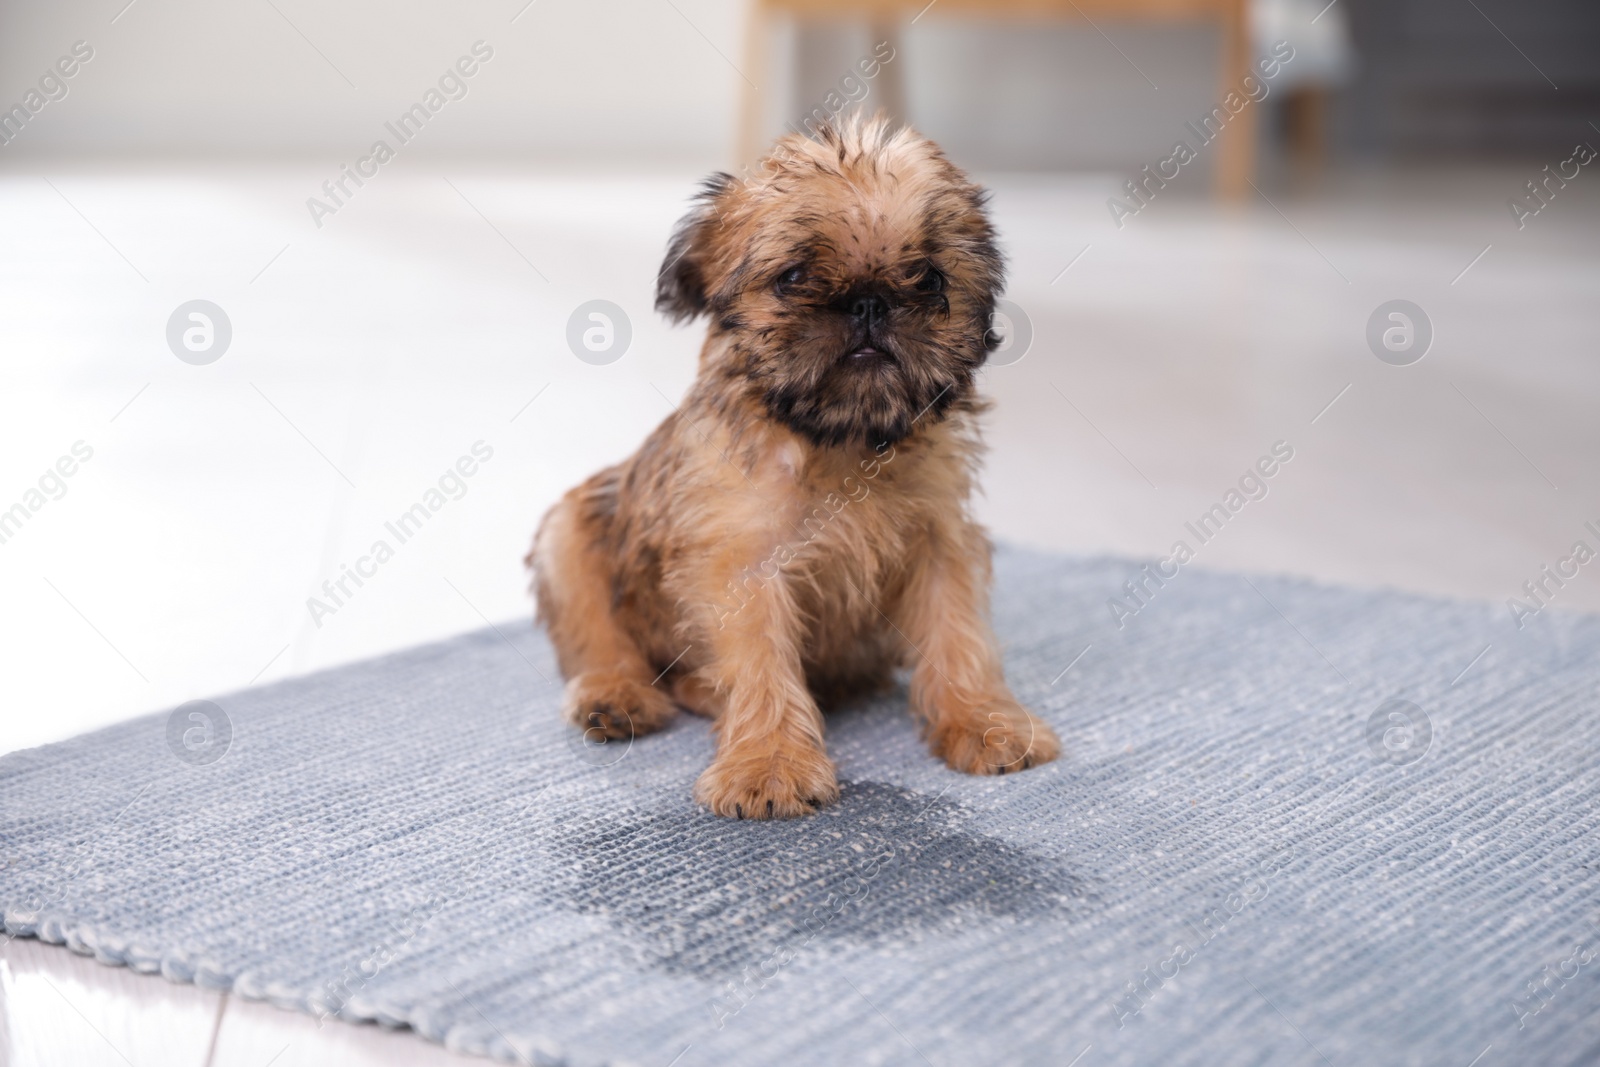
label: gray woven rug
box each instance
[4,547,1599,1066]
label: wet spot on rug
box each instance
[548,780,1093,976]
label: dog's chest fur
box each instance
[607,396,981,673]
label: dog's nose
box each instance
[849,293,888,326]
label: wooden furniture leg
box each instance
[737,0,772,170]
[1286,85,1327,177]
[1214,0,1256,199]
[867,18,906,125]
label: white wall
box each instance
[0,0,748,163]
[0,0,1224,171]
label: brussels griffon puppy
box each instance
[529,115,1059,819]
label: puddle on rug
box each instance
[546,779,1094,977]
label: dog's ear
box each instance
[953,184,1006,355]
[656,172,738,324]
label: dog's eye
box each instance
[775,266,805,293]
[915,266,946,294]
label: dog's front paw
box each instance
[928,699,1060,775]
[694,742,839,819]
[563,670,677,741]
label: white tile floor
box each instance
[2,161,1598,1065]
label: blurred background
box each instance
[2,0,1598,757]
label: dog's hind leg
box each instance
[528,472,678,741]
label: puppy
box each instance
[529,114,1059,819]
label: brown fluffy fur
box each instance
[528,115,1059,819]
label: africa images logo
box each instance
[305,41,495,229]
[1365,699,1432,767]
[166,300,232,365]
[165,700,233,766]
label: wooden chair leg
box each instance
[1286,85,1328,176]
[736,0,771,171]
[867,19,906,126]
[1214,0,1256,199]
